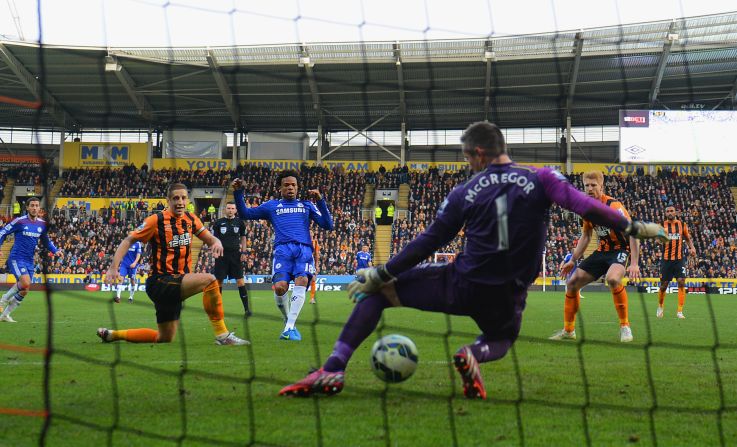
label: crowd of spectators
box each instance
[4,164,737,280]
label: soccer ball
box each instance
[370,334,419,383]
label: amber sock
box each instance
[611,285,629,327]
[677,286,686,312]
[563,291,580,332]
[112,328,158,343]
[203,280,228,337]
[658,289,665,307]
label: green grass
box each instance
[1,289,736,446]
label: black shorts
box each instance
[578,250,629,280]
[660,259,686,283]
[213,252,244,281]
[146,274,184,323]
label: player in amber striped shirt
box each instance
[657,205,696,319]
[550,171,641,343]
[97,183,248,346]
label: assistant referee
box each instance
[211,201,251,317]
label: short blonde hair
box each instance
[583,171,603,185]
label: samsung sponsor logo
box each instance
[276,207,307,216]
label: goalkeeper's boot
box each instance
[619,325,633,343]
[453,346,487,400]
[96,328,113,342]
[279,368,344,397]
[549,329,576,340]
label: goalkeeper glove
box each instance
[347,265,396,303]
[626,221,670,243]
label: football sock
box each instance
[310,280,316,300]
[202,281,228,337]
[238,285,250,313]
[0,295,22,318]
[1,283,20,303]
[677,285,686,312]
[274,292,289,320]
[658,289,666,307]
[285,285,306,330]
[611,285,629,327]
[112,328,159,343]
[563,291,580,332]
[116,283,123,298]
[323,293,389,372]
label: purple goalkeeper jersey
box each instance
[385,163,631,286]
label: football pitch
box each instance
[1,289,736,446]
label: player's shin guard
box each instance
[238,285,250,313]
[274,292,289,320]
[1,283,20,303]
[677,286,686,312]
[285,285,306,330]
[203,281,228,337]
[0,294,22,318]
[112,328,159,343]
[612,285,629,326]
[563,291,580,332]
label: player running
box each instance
[116,240,142,303]
[657,205,696,319]
[232,170,334,341]
[0,197,61,322]
[97,183,248,346]
[279,121,668,399]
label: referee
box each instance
[211,201,251,317]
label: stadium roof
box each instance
[1,12,736,133]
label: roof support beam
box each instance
[105,55,153,122]
[730,75,737,110]
[300,45,324,128]
[483,40,495,121]
[566,33,584,115]
[649,22,677,107]
[206,50,240,127]
[393,43,406,125]
[0,42,75,128]
[322,108,400,160]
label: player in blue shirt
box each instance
[355,245,372,272]
[116,240,142,303]
[232,170,334,341]
[279,121,668,398]
[0,197,60,322]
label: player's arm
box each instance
[307,189,335,230]
[538,168,667,242]
[561,226,590,276]
[232,179,269,221]
[191,215,224,258]
[683,225,697,256]
[41,228,61,256]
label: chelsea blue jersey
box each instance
[356,251,372,269]
[0,215,58,262]
[122,241,142,266]
[234,190,334,246]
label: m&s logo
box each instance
[81,145,129,161]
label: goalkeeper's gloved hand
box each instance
[347,265,396,303]
[626,221,670,243]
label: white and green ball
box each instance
[370,334,419,383]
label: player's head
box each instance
[665,205,677,221]
[277,170,299,200]
[582,171,604,199]
[167,183,189,216]
[224,201,237,218]
[25,197,41,217]
[362,245,369,252]
[460,121,507,173]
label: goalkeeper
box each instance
[280,121,668,399]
